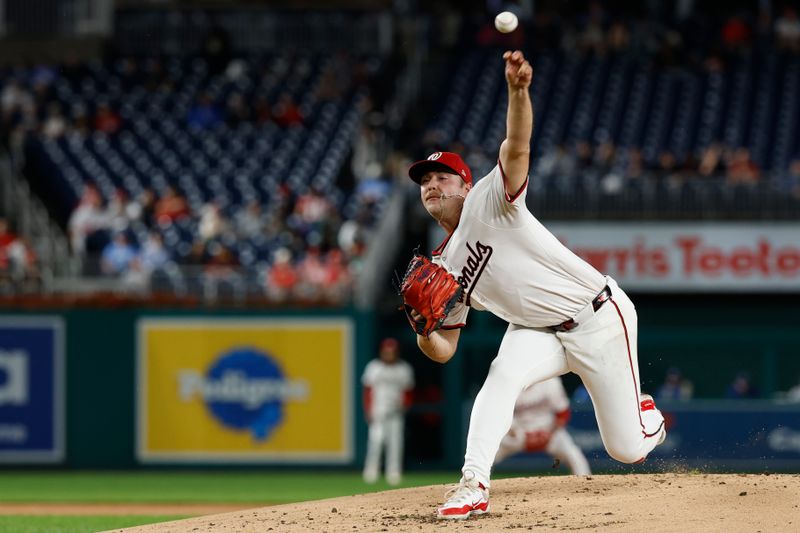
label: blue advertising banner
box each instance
[496,401,800,472]
[0,316,65,463]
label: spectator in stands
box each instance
[607,21,630,52]
[653,150,680,184]
[5,235,39,288]
[774,6,800,53]
[94,102,122,134]
[720,14,752,54]
[265,247,298,302]
[70,103,91,137]
[1,79,33,121]
[668,151,701,188]
[154,185,191,224]
[203,241,239,280]
[225,91,251,127]
[352,124,382,183]
[323,248,352,303]
[253,95,273,125]
[68,184,109,254]
[726,147,760,185]
[594,140,617,175]
[726,371,760,399]
[703,48,726,73]
[41,102,67,139]
[698,143,725,178]
[1,78,36,148]
[105,188,133,232]
[0,218,15,250]
[272,92,303,128]
[785,159,800,198]
[656,367,694,402]
[186,92,223,130]
[101,232,138,276]
[575,140,594,171]
[142,57,169,92]
[292,186,334,236]
[296,245,328,300]
[234,200,266,238]
[198,201,229,243]
[127,188,156,228]
[579,0,608,55]
[138,231,170,274]
[624,147,646,181]
[538,143,578,178]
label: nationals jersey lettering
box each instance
[434,162,607,328]
[457,241,493,303]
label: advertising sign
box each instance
[137,318,353,463]
[548,223,800,291]
[0,316,64,463]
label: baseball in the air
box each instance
[494,11,518,33]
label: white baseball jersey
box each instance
[433,163,606,328]
[361,359,414,420]
[511,377,570,433]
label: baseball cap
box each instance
[408,151,473,185]
[380,337,399,351]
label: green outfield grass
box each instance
[0,515,186,533]
[0,471,465,503]
[0,470,497,533]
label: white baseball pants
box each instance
[363,413,404,484]
[462,277,664,488]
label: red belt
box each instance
[549,285,612,332]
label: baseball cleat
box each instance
[656,424,667,445]
[639,393,656,412]
[640,394,667,445]
[436,471,489,520]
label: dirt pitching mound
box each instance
[109,473,799,532]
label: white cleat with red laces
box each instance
[640,394,666,445]
[436,470,490,520]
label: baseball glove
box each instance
[399,254,463,337]
[524,430,552,452]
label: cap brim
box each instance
[408,160,461,184]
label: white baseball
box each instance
[494,11,518,33]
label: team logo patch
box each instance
[427,152,442,161]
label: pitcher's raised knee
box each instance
[605,442,646,464]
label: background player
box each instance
[361,337,414,485]
[405,49,666,519]
[494,377,591,476]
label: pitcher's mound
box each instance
[111,473,799,532]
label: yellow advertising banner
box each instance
[137,318,353,463]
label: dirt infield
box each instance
[105,473,799,532]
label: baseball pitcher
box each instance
[400,50,666,519]
[494,377,591,476]
[361,338,414,485]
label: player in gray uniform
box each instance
[407,50,666,520]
